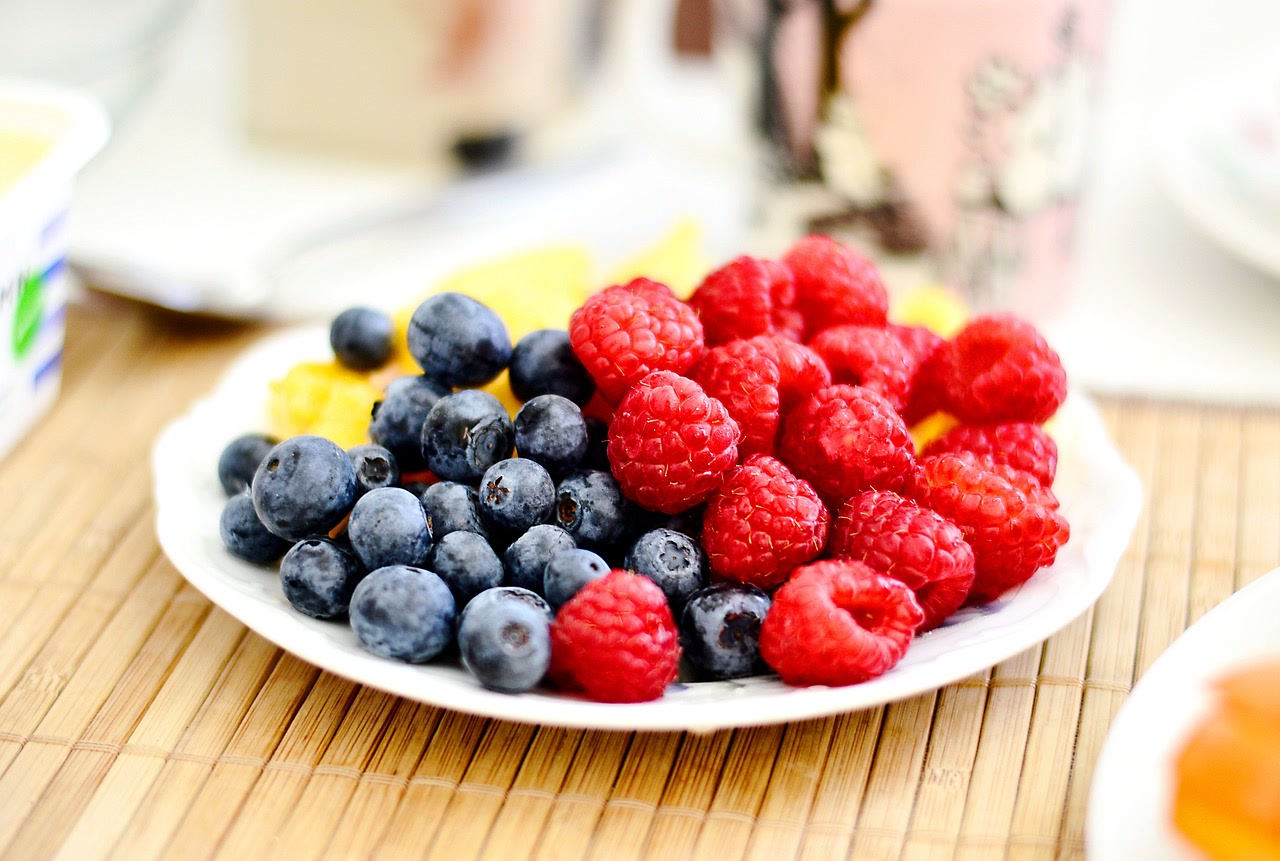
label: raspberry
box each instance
[887,323,945,370]
[935,314,1067,424]
[901,342,950,427]
[607,371,741,514]
[829,489,976,631]
[918,446,1061,511]
[778,384,916,505]
[888,323,947,426]
[781,235,889,338]
[701,454,830,589]
[921,422,1058,486]
[690,339,782,456]
[759,559,924,686]
[611,277,676,301]
[961,451,1062,511]
[808,325,913,412]
[581,390,616,424]
[687,256,803,345]
[550,570,681,702]
[747,335,832,410]
[906,452,1069,605]
[568,278,705,404]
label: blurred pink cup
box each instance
[720,0,1111,317]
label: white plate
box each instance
[1153,49,1280,281]
[1087,567,1280,860]
[151,326,1142,731]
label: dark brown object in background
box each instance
[674,0,713,55]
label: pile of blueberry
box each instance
[217,293,769,695]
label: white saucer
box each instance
[1087,567,1280,860]
[1153,49,1280,281]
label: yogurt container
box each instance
[0,79,109,461]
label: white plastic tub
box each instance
[0,79,109,461]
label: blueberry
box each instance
[330,306,395,371]
[478,457,555,532]
[350,565,457,663]
[457,594,551,693]
[581,416,611,472]
[428,530,504,605]
[252,435,358,541]
[624,528,707,613]
[369,374,450,472]
[543,547,609,609]
[219,492,290,565]
[420,481,489,540]
[681,582,772,680]
[461,585,554,622]
[406,292,512,388]
[508,329,595,405]
[217,433,277,496]
[554,469,632,553]
[513,395,589,478]
[280,537,366,619]
[503,523,576,593]
[347,443,400,497]
[347,486,433,571]
[422,389,515,483]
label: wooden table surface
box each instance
[1,293,1276,861]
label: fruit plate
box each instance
[1086,567,1280,860]
[151,325,1143,732]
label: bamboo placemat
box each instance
[1,294,1277,861]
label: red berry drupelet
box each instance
[829,489,976,631]
[887,323,947,426]
[550,570,681,702]
[950,450,1062,511]
[933,313,1068,425]
[922,421,1059,487]
[690,339,783,457]
[607,371,742,514]
[701,454,830,590]
[887,323,946,372]
[687,256,803,345]
[907,452,1070,605]
[568,278,705,404]
[778,384,916,506]
[782,234,890,338]
[748,335,832,410]
[808,324,914,412]
[759,559,924,686]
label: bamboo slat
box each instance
[528,730,631,861]
[587,731,683,861]
[740,718,835,861]
[636,729,733,861]
[794,705,882,861]
[689,726,784,861]
[1,298,1278,861]
[472,727,584,861]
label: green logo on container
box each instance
[12,271,43,360]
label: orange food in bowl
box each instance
[1172,658,1280,861]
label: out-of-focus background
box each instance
[3,0,1280,402]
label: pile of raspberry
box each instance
[561,234,1070,698]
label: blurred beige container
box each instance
[240,0,594,163]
